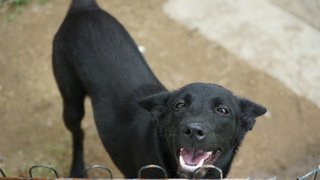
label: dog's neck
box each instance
[156,128,179,177]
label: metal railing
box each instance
[0,164,319,179]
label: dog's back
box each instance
[53,0,161,102]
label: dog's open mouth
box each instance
[178,148,222,173]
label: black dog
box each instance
[53,0,266,178]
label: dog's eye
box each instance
[174,100,187,110]
[216,107,230,115]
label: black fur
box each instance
[52,0,266,178]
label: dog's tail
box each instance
[69,0,99,12]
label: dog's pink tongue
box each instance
[180,148,208,166]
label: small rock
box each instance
[264,111,272,118]
[5,90,15,97]
[47,118,53,128]
[138,45,146,53]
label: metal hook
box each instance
[84,164,113,179]
[0,168,6,177]
[29,165,59,178]
[194,165,223,179]
[297,165,320,180]
[138,164,168,179]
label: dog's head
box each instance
[139,83,266,178]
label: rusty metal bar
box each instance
[297,165,320,180]
[0,168,6,177]
[194,165,223,179]
[138,164,168,179]
[84,164,113,179]
[28,165,59,178]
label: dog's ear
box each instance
[237,97,267,131]
[139,92,170,113]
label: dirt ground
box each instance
[0,0,319,179]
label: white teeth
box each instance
[179,155,205,172]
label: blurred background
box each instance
[0,0,319,179]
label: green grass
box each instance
[37,0,47,6]
[45,137,71,177]
[1,0,49,22]
[9,0,30,6]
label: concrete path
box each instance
[163,0,320,108]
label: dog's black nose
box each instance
[182,123,207,141]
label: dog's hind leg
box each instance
[53,50,86,178]
[62,88,86,178]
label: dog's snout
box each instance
[182,123,207,141]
